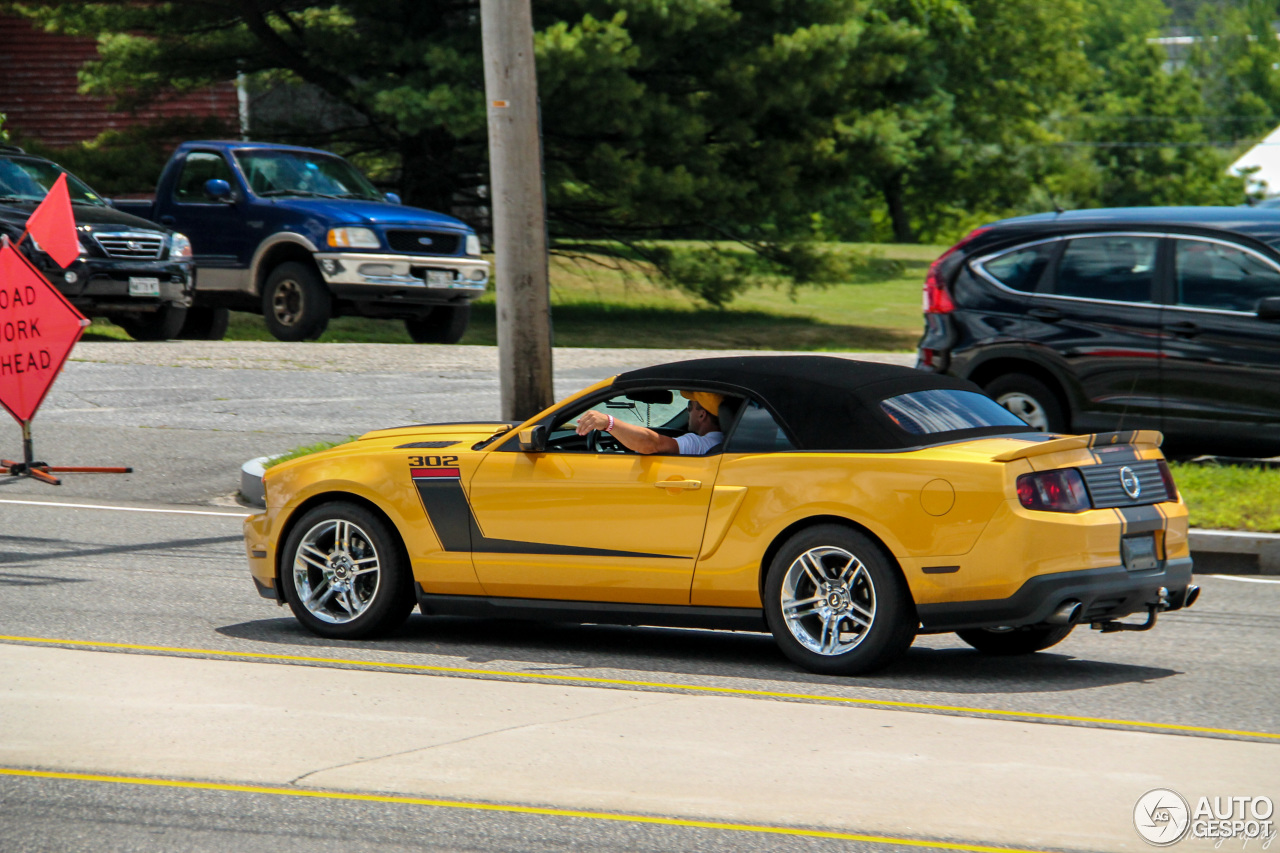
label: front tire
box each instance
[262,262,331,342]
[115,305,188,341]
[177,306,230,340]
[279,502,415,639]
[405,305,470,344]
[764,524,916,675]
[984,373,1067,433]
[956,625,1074,655]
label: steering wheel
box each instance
[586,429,623,453]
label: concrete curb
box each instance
[1189,528,1280,575]
[239,457,271,509]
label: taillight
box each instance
[1156,459,1179,502]
[1017,469,1090,512]
[923,226,989,314]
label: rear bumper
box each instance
[915,556,1194,631]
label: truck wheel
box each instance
[116,305,189,341]
[405,305,470,344]
[262,262,330,342]
[176,307,230,340]
[984,374,1067,433]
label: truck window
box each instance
[175,153,233,202]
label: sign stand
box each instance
[1,420,132,486]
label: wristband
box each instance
[606,414,615,432]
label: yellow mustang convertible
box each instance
[243,356,1198,675]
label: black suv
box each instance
[917,207,1280,458]
[0,145,195,340]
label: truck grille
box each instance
[95,233,165,260]
[1080,459,1168,507]
[386,230,460,255]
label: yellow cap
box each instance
[680,390,724,417]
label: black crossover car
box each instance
[917,207,1280,458]
[0,145,195,340]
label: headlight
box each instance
[170,233,193,261]
[465,233,482,256]
[327,227,380,249]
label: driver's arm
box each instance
[576,410,679,455]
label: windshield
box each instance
[0,156,106,205]
[233,149,383,200]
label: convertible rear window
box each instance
[879,389,1028,435]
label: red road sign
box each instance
[0,242,88,423]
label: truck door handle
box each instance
[1167,321,1199,337]
[655,479,701,491]
[159,215,176,225]
[1028,307,1062,322]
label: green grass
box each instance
[262,438,355,470]
[83,242,940,351]
[1168,461,1280,532]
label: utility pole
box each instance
[480,0,554,422]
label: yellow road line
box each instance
[2,634,1276,741]
[0,767,1052,853]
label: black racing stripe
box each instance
[414,476,684,559]
[1118,504,1164,535]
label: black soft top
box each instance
[614,356,1033,451]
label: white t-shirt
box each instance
[675,430,724,455]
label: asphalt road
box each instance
[1,342,1276,853]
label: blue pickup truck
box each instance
[116,141,489,342]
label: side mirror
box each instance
[518,425,547,452]
[1258,296,1280,320]
[384,192,402,205]
[204,178,233,201]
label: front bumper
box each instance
[315,252,489,302]
[51,258,195,311]
[915,557,1194,631]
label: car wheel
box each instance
[405,305,470,344]
[115,305,189,341]
[955,625,1074,655]
[763,524,916,675]
[176,306,230,340]
[279,502,415,639]
[262,262,331,342]
[984,374,1066,433]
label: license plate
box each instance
[128,277,161,297]
[1122,534,1159,571]
[425,270,454,287]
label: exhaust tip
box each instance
[1048,600,1082,625]
[1184,585,1200,608]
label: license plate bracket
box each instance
[425,270,454,288]
[128,277,161,297]
[1122,534,1159,571]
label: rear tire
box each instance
[279,502,415,639]
[956,625,1074,655]
[984,373,1067,433]
[405,305,470,344]
[115,305,188,341]
[176,306,230,340]
[763,524,916,675]
[262,262,331,342]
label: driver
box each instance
[576,391,724,455]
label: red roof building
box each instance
[0,14,240,147]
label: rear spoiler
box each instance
[991,430,1164,462]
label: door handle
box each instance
[1167,321,1199,337]
[159,215,176,225]
[1028,307,1062,321]
[655,479,701,491]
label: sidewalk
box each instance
[1190,528,1280,575]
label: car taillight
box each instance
[1016,468,1090,512]
[922,226,989,314]
[1156,459,1179,502]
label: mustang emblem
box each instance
[1119,466,1141,499]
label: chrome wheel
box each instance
[779,545,877,656]
[997,391,1049,431]
[271,278,304,327]
[291,518,382,624]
